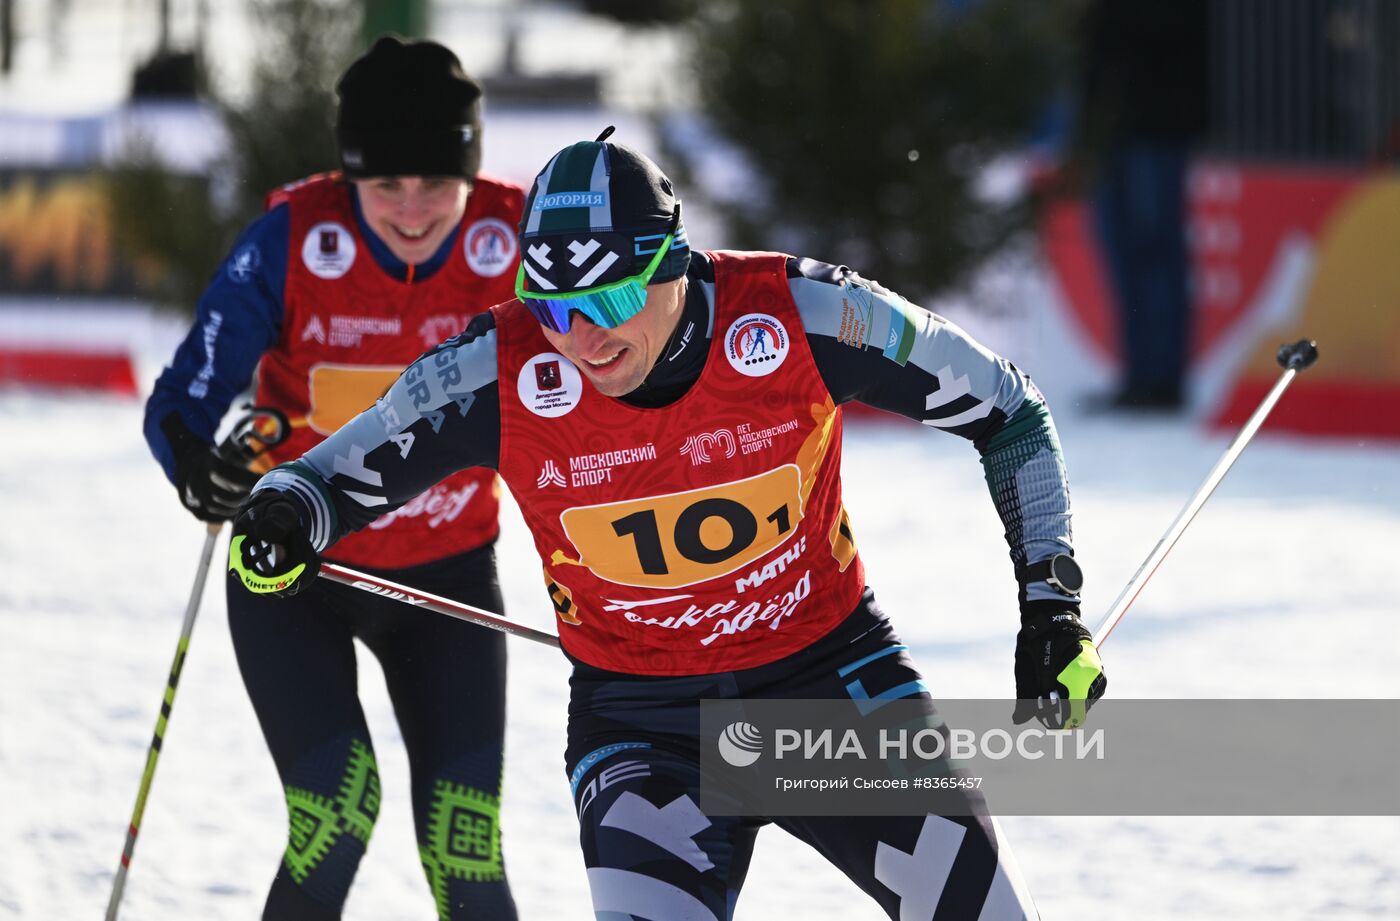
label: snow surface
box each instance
[3,384,1398,920]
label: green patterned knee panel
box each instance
[282,738,381,883]
[419,779,504,919]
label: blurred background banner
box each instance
[1041,0,1400,437]
[0,166,137,297]
[0,0,1397,436]
[1043,164,1400,438]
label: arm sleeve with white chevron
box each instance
[789,258,1077,606]
[245,314,505,551]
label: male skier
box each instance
[228,132,1106,919]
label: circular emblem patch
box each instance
[724,313,789,377]
[302,222,356,279]
[464,217,518,278]
[518,352,583,418]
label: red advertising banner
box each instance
[1041,162,1400,439]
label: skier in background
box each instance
[228,133,1106,919]
[143,36,522,921]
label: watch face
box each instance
[1051,555,1084,593]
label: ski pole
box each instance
[105,407,289,921]
[104,521,220,921]
[318,561,562,648]
[1091,339,1319,646]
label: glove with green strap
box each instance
[1013,602,1107,729]
[228,491,320,597]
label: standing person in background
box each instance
[142,35,523,921]
[226,132,1106,919]
[1080,0,1209,411]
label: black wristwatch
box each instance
[1017,553,1084,597]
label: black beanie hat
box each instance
[519,130,690,294]
[335,34,483,179]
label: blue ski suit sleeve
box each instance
[142,204,290,481]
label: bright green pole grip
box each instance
[1055,639,1105,729]
[228,534,307,594]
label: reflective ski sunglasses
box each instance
[516,205,682,334]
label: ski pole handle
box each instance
[220,405,291,465]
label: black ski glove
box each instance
[228,491,321,597]
[1013,602,1107,729]
[161,412,262,522]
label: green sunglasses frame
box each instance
[515,202,683,332]
[515,231,675,317]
